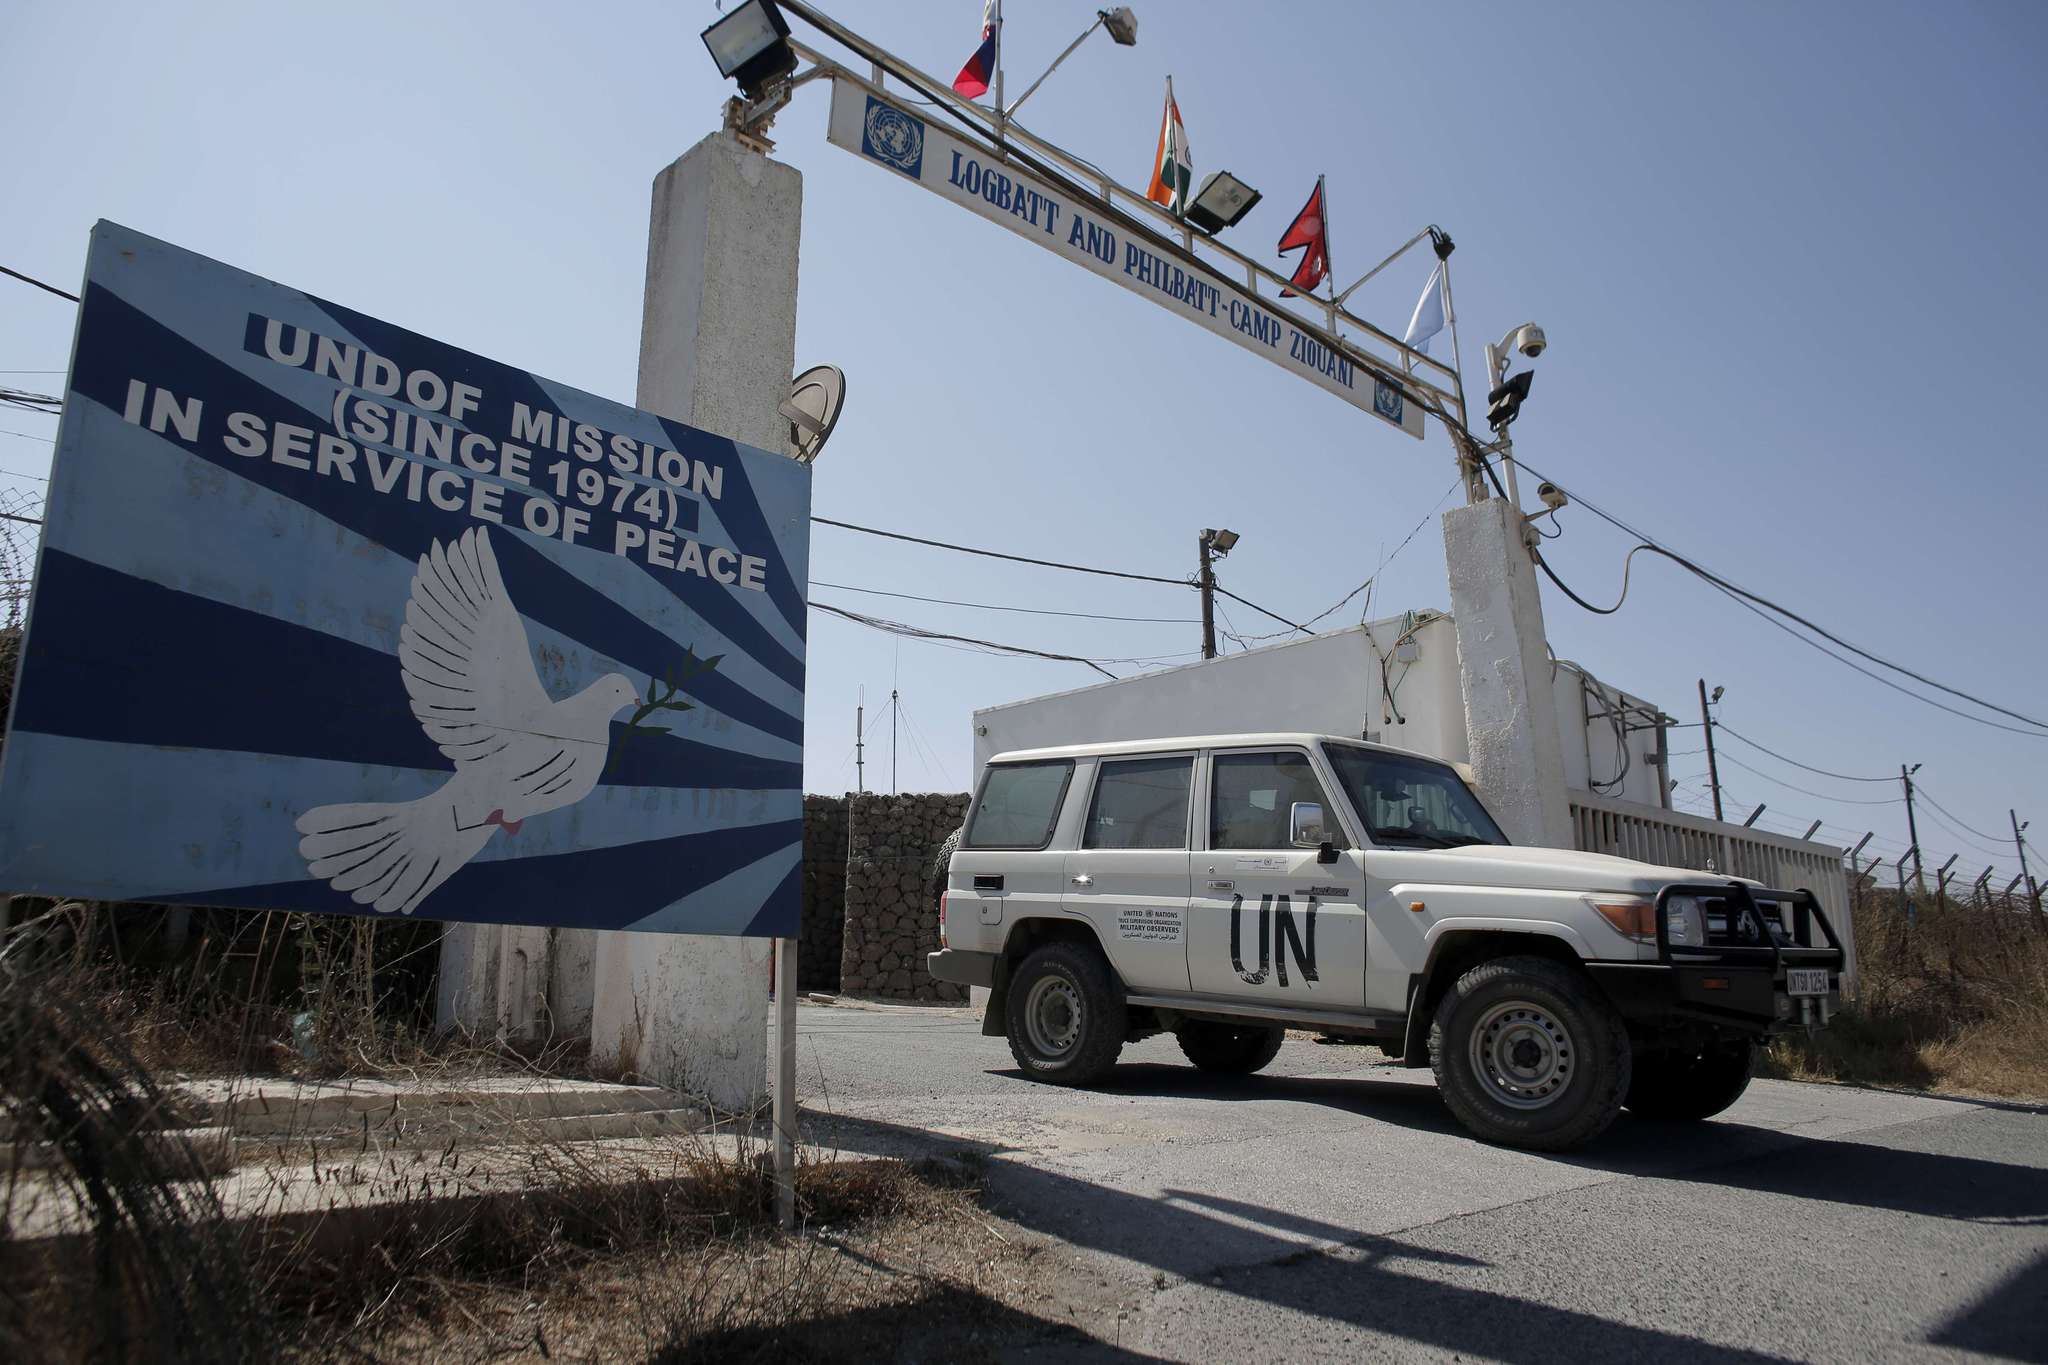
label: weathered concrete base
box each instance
[1442,498,1574,848]
[590,932,774,1111]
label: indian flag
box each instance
[1147,77,1192,216]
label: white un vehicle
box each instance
[927,734,1845,1151]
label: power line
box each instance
[1713,723,1893,782]
[810,600,1119,678]
[0,431,53,448]
[813,516,1186,587]
[1712,751,1903,806]
[1513,456,2048,738]
[1212,584,1309,636]
[810,578,1195,624]
[1230,477,1461,643]
[1912,786,2015,847]
[0,266,78,304]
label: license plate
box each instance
[1785,968,1829,997]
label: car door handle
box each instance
[973,874,1004,891]
[1207,879,1234,891]
[1070,874,1092,887]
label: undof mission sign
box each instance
[0,223,811,937]
[826,81,1427,441]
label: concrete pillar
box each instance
[585,130,801,1111]
[1442,498,1574,848]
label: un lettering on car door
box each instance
[1187,749,1365,1009]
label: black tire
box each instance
[1177,1022,1286,1074]
[927,826,963,913]
[1005,942,1126,1086]
[1625,1040,1755,1120]
[1429,955,1631,1152]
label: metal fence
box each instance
[0,487,43,630]
[1570,789,1859,992]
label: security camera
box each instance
[1511,323,1546,359]
[1537,481,1567,511]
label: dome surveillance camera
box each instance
[1537,481,1567,511]
[1513,323,1546,359]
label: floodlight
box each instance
[1186,171,1262,235]
[1710,685,1724,703]
[1207,527,1239,555]
[702,0,796,100]
[1102,7,1140,45]
[779,364,846,464]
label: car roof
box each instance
[985,733,1447,765]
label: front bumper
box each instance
[1588,882,1846,1034]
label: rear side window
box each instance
[964,761,1074,849]
[1083,757,1192,850]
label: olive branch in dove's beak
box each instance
[622,647,723,735]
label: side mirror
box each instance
[1289,801,1327,849]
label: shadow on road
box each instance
[799,1086,2048,1362]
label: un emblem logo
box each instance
[1373,378,1404,425]
[861,97,925,178]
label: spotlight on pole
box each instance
[1206,527,1239,556]
[701,0,796,100]
[1186,171,1263,235]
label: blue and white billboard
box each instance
[0,223,810,936]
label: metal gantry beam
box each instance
[771,1,1469,441]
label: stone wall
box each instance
[798,795,849,992]
[838,792,971,1002]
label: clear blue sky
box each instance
[3,0,2043,885]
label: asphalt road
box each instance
[790,1000,2048,1363]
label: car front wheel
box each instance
[1430,955,1630,1151]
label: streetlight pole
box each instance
[1697,679,1724,822]
[1901,764,1925,892]
[1197,527,1238,661]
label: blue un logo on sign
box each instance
[861,96,925,178]
[1373,378,1403,426]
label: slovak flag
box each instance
[1278,176,1329,298]
[953,0,998,99]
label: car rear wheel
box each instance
[1005,942,1125,1086]
[1625,1040,1755,1120]
[1430,955,1630,1151]
[1177,1022,1285,1074]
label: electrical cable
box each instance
[1912,786,2016,846]
[1913,802,2021,861]
[1230,478,1462,644]
[810,579,1196,623]
[811,600,1120,678]
[1712,751,1903,806]
[0,266,78,303]
[1211,585,1310,636]
[812,516,1186,586]
[1712,723,1893,782]
[1511,456,2048,736]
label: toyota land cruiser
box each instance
[926,733,1845,1151]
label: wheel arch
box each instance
[1398,928,1592,1068]
[981,916,1115,1037]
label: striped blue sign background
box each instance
[0,222,810,936]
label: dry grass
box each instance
[1765,894,2048,1100]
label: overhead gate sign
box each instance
[0,223,811,936]
[827,80,1426,440]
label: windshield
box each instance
[1321,743,1510,849]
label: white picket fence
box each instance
[1569,790,1858,993]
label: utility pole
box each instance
[2015,809,2042,924]
[855,694,865,794]
[1697,680,1724,822]
[890,688,899,795]
[1197,527,1238,661]
[1900,763,1925,892]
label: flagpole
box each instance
[992,0,1005,142]
[1320,176,1338,336]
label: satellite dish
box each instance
[778,364,845,464]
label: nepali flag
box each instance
[1278,175,1329,298]
[953,0,998,99]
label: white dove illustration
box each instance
[295,526,638,915]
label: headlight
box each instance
[1664,894,1707,948]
